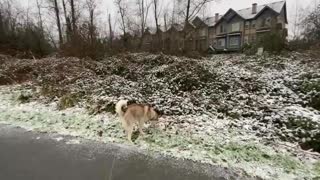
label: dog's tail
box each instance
[115,100,128,117]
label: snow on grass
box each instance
[0,85,319,179]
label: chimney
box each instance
[252,3,257,14]
[215,13,219,22]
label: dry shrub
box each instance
[60,24,106,59]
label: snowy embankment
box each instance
[0,52,320,179]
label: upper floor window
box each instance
[266,17,271,26]
[199,28,206,36]
[231,22,240,32]
[220,25,224,33]
[251,20,256,28]
[277,16,282,23]
[261,18,266,27]
[245,21,250,29]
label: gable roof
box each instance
[191,15,223,28]
[145,26,166,34]
[171,23,184,31]
[215,1,286,26]
[203,16,222,27]
[236,1,285,19]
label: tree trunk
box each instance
[70,0,76,33]
[36,0,44,55]
[164,13,167,31]
[36,0,43,33]
[53,0,63,45]
[108,13,113,48]
[185,0,191,24]
[62,0,72,41]
[183,0,191,51]
[89,9,94,43]
[153,0,160,51]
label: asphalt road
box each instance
[0,124,254,180]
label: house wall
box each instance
[208,27,215,46]
[277,8,287,30]
[227,15,245,49]
[149,3,287,52]
[180,24,194,51]
[195,26,208,51]
[226,15,244,33]
[255,9,278,29]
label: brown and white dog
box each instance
[115,100,159,142]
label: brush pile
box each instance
[1,52,320,152]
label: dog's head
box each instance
[149,107,163,121]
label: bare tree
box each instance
[293,0,300,39]
[136,0,151,48]
[86,0,97,42]
[108,13,113,47]
[185,0,191,25]
[152,0,163,50]
[36,0,44,33]
[52,0,63,45]
[181,0,215,51]
[62,0,72,41]
[163,11,168,31]
[185,0,214,23]
[70,0,76,33]
[302,4,320,41]
[114,0,129,47]
[36,0,44,54]
[152,0,161,33]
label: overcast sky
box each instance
[19,0,319,38]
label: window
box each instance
[266,17,271,26]
[261,18,266,27]
[217,38,225,47]
[199,28,206,36]
[251,20,256,28]
[277,16,282,23]
[229,36,239,46]
[231,22,240,32]
[220,25,224,33]
[245,21,250,29]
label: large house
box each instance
[142,1,288,52]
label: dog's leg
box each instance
[127,123,134,143]
[138,120,145,136]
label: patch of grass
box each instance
[301,80,320,93]
[294,80,320,111]
[143,130,304,173]
[17,93,32,103]
[212,143,304,173]
[87,100,116,115]
[57,93,81,110]
[39,84,66,99]
[314,161,320,176]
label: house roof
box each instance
[214,1,286,26]
[203,16,223,27]
[236,1,286,19]
[146,26,166,34]
[146,0,286,34]
[171,23,184,31]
